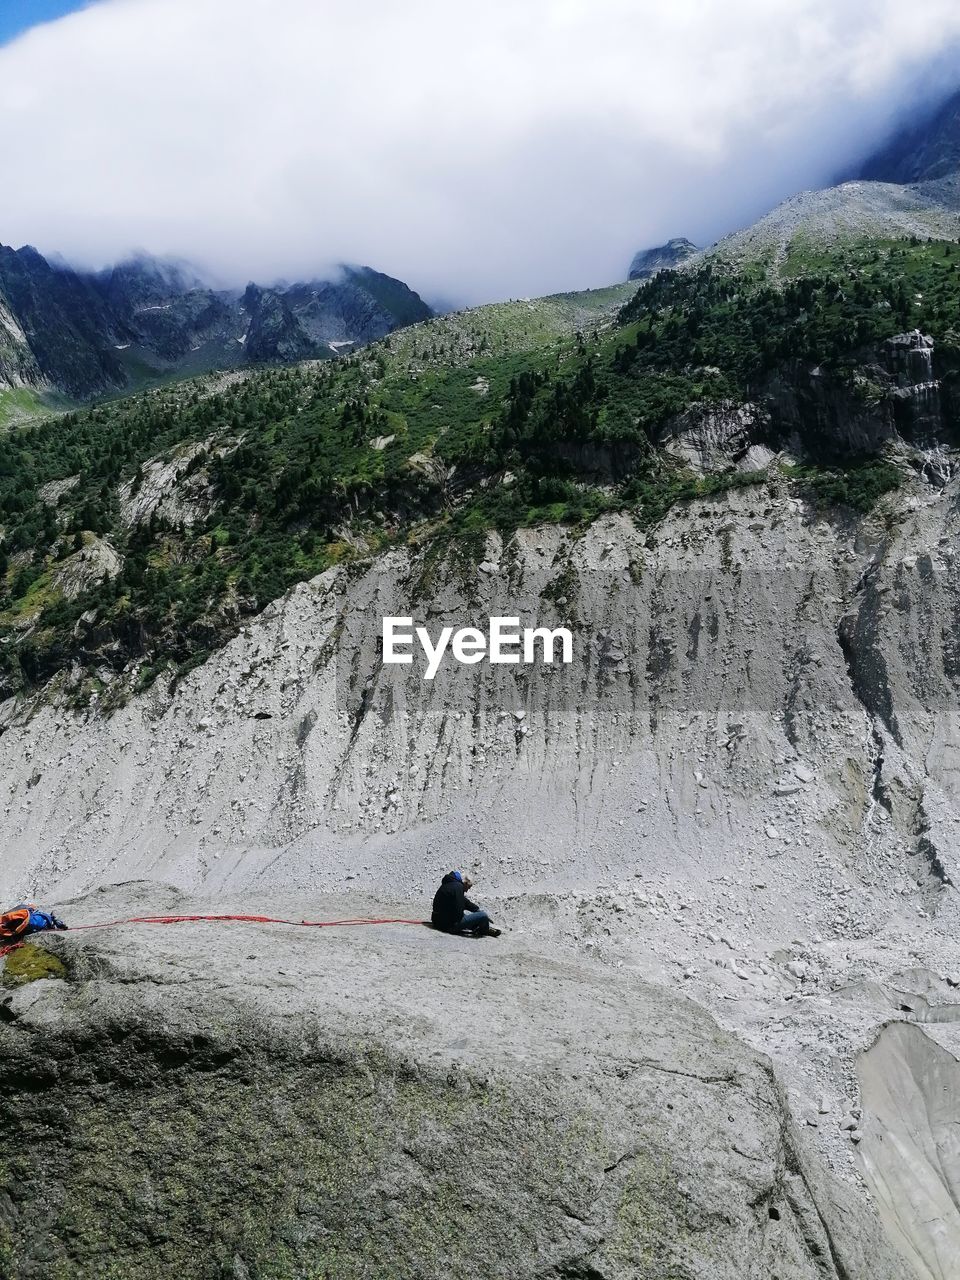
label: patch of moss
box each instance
[0,1031,623,1279]
[1,943,67,987]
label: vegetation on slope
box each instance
[617,236,960,383]
[3,240,958,702]
[0,386,74,429]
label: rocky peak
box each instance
[627,235,697,280]
[0,241,125,398]
[96,253,209,313]
[0,244,432,403]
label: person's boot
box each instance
[487,926,502,938]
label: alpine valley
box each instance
[5,84,960,1280]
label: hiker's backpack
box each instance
[0,906,32,942]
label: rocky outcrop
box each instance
[658,400,768,472]
[882,331,960,452]
[646,332,958,472]
[756,331,960,462]
[628,237,697,281]
[49,535,122,602]
[0,295,42,391]
[0,884,908,1280]
[858,1020,960,1280]
[116,439,228,529]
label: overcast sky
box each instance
[1,0,959,304]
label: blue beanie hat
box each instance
[451,870,463,882]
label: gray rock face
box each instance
[0,243,126,398]
[858,1021,960,1280]
[3,475,960,903]
[0,884,907,1279]
[760,330,959,460]
[628,237,697,280]
[49,535,122,602]
[658,399,768,472]
[0,294,42,391]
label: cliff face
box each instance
[650,329,960,474]
[0,294,42,391]
[764,330,960,461]
[3,471,958,905]
[0,245,125,398]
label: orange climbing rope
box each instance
[0,912,428,960]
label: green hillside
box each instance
[2,242,958,702]
[0,386,73,429]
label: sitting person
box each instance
[0,902,68,943]
[431,871,500,937]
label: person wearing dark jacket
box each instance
[431,871,500,937]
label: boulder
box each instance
[0,886,906,1280]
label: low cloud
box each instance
[1,0,959,303]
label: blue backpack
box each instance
[1,904,66,937]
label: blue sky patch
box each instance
[0,1,92,47]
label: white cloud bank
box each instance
[1,0,959,302]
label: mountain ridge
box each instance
[0,245,432,405]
